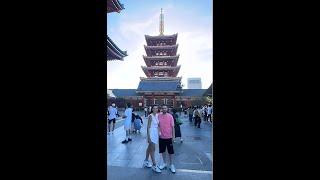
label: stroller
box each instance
[133,114,143,133]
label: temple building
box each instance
[136,8,183,107]
[106,0,127,61]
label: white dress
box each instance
[148,114,159,144]
[123,108,133,131]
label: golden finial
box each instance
[159,8,164,35]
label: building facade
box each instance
[187,78,202,89]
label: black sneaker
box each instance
[128,138,132,141]
[122,140,128,144]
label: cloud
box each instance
[107,3,212,89]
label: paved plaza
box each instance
[107,112,213,180]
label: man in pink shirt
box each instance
[158,105,176,173]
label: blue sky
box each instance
[107,0,213,89]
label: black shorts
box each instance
[159,138,174,154]
[108,118,116,124]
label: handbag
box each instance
[176,118,183,125]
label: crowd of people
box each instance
[107,102,214,173]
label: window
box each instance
[164,62,167,66]
[155,62,159,66]
[159,62,163,66]
[164,72,168,76]
[159,72,164,76]
[163,52,167,56]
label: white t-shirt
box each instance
[108,106,118,120]
[124,108,133,122]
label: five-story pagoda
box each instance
[137,9,183,107]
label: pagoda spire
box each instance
[159,8,164,35]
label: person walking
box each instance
[121,103,133,144]
[158,105,176,173]
[107,103,119,134]
[188,106,193,123]
[171,108,183,143]
[143,105,161,173]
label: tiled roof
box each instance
[137,80,181,92]
[181,89,207,97]
[110,89,137,97]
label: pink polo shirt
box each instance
[158,113,174,139]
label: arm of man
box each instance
[171,116,175,139]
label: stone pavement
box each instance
[107,112,213,180]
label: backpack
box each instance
[131,113,136,122]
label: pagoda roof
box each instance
[143,55,179,61]
[144,44,178,50]
[144,44,178,56]
[143,55,179,67]
[145,34,178,40]
[141,65,181,71]
[107,0,125,13]
[107,35,127,61]
[137,79,182,92]
[142,65,180,77]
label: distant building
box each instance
[187,78,202,89]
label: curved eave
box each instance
[144,44,178,50]
[144,44,178,56]
[145,33,178,40]
[141,65,181,71]
[107,0,125,13]
[107,36,127,60]
[107,46,125,61]
[143,55,179,61]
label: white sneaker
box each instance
[158,163,167,170]
[143,160,152,168]
[169,164,176,173]
[152,165,161,173]
[180,138,183,143]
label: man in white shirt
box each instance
[108,103,118,134]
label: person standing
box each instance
[122,103,133,144]
[158,105,176,173]
[143,105,161,173]
[194,106,202,128]
[188,107,193,123]
[144,107,148,117]
[107,103,118,134]
[171,108,183,143]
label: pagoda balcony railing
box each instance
[142,65,181,70]
[144,44,178,49]
[143,55,179,60]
